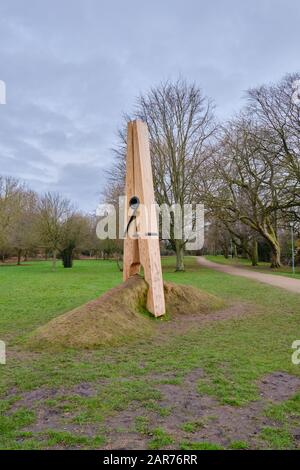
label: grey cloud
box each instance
[51,163,105,213]
[0,0,299,211]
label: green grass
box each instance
[228,440,248,449]
[206,255,262,267]
[1,256,300,449]
[0,259,122,340]
[0,403,37,450]
[45,430,105,448]
[206,255,300,279]
[135,415,150,434]
[148,427,174,449]
[134,418,175,450]
[265,392,300,425]
[259,427,295,450]
[181,421,204,433]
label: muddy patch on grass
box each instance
[25,410,101,438]
[258,372,300,403]
[156,302,257,339]
[103,432,149,450]
[103,405,154,450]
[103,369,300,450]
[145,371,181,383]
[8,381,98,413]
[14,385,102,439]
[4,365,300,449]
[26,406,67,432]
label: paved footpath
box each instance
[197,257,300,294]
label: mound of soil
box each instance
[27,275,223,350]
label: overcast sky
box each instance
[0,0,299,212]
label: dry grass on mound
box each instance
[27,275,224,350]
[164,282,223,317]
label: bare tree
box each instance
[38,192,72,270]
[107,79,216,270]
[59,213,90,268]
[0,177,25,262]
[206,115,298,267]
[9,189,39,265]
[248,73,300,189]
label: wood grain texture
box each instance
[123,121,141,280]
[123,120,165,317]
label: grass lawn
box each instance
[0,257,300,450]
[206,255,300,279]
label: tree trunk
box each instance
[270,244,281,268]
[52,250,57,271]
[175,240,185,271]
[259,222,281,268]
[251,240,258,266]
[17,249,22,266]
[241,241,249,259]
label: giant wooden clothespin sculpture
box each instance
[123,120,166,317]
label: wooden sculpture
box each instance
[123,120,166,317]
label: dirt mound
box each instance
[164,282,223,316]
[27,276,223,350]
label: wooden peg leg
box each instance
[123,120,165,317]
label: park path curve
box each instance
[197,257,300,294]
